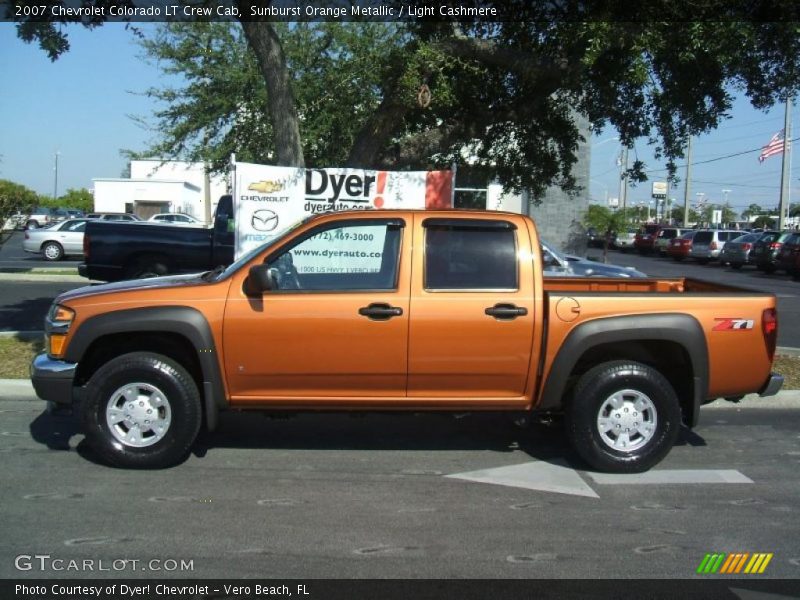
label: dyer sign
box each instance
[233,162,453,258]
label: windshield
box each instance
[214,216,316,281]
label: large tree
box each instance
[10,3,800,200]
[0,180,39,245]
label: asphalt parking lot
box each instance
[1,382,799,580]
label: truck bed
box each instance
[543,276,756,294]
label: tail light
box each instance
[762,308,778,362]
[710,241,718,250]
[769,242,782,250]
[83,233,89,259]
[743,243,752,251]
[24,231,29,240]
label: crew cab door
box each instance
[407,215,535,400]
[223,217,410,401]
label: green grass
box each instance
[0,337,44,379]
[1,336,799,389]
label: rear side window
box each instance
[424,220,517,290]
[693,231,712,244]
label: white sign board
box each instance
[652,181,668,199]
[233,162,453,258]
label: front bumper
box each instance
[30,353,77,405]
[759,373,784,397]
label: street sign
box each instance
[652,181,668,199]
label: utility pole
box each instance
[683,136,692,226]
[778,97,793,230]
[618,146,629,212]
[53,151,60,200]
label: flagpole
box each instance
[778,96,792,230]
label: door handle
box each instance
[485,303,528,320]
[359,303,403,320]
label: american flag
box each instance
[758,130,785,163]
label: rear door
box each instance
[407,215,535,400]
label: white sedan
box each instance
[148,213,200,224]
[23,218,89,261]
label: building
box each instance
[92,160,228,223]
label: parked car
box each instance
[775,231,800,276]
[50,208,70,224]
[541,240,647,278]
[3,211,27,230]
[65,209,85,219]
[634,223,662,254]
[653,227,686,256]
[719,232,763,269]
[148,213,201,224]
[86,213,142,222]
[690,230,745,264]
[667,230,698,261]
[752,230,793,273]
[612,228,638,252]
[25,207,55,229]
[23,218,89,261]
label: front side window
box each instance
[424,220,517,290]
[266,220,403,291]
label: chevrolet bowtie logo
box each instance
[248,180,284,193]
[251,209,279,232]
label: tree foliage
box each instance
[11,4,800,201]
[582,204,632,263]
[0,179,38,245]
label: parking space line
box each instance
[446,460,600,498]
[586,469,753,485]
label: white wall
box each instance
[131,160,228,210]
[92,179,201,214]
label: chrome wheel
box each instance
[596,389,657,453]
[105,382,172,448]
[43,242,63,261]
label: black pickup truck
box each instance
[79,196,235,281]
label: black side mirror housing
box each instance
[247,264,276,294]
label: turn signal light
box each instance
[48,334,67,358]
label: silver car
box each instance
[719,232,762,269]
[690,229,744,264]
[23,218,89,261]
[542,240,647,278]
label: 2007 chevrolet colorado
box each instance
[32,210,783,471]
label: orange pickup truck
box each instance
[31,210,783,472]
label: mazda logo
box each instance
[251,209,279,232]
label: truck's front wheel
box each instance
[82,352,202,468]
[566,361,681,473]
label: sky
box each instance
[1,22,797,217]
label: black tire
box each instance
[82,352,202,468]
[41,241,64,261]
[696,258,709,265]
[125,257,169,279]
[763,264,776,274]
[26,220,39,229]
[565,360,681,473]
[673,256,684,262]
[730,262,743,270]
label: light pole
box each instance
[53,151,60,200]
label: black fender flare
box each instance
[538,313,708,427]
[65,306,225,431]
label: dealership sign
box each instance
[233,162,453,258]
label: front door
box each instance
[223,218,410,402]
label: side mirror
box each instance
[247,264,277,294]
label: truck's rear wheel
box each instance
[82,352,201,468]
[566,360,681,473]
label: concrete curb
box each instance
[0,272,87,282]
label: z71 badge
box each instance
[713,318,755,331]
